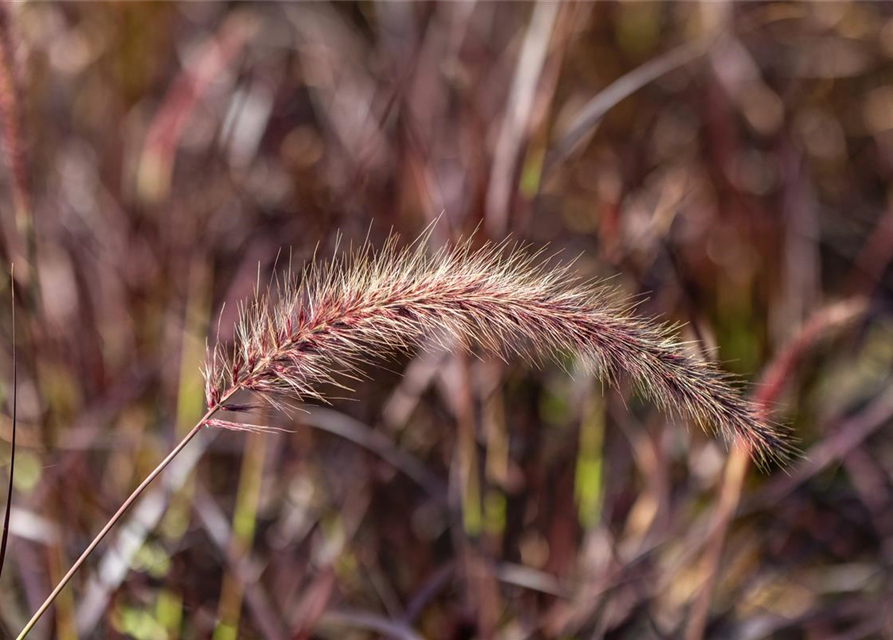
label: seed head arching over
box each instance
[204,234,789,465]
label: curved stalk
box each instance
[16,391,235,640]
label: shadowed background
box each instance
[0,2,892,639]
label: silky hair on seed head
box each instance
[203,230,791,466]
[14,229,794,640]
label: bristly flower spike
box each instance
[16,231,791,640]
[204,231,790,466]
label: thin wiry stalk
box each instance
[205,233,789,465]
[15,399,232,640]
[1,266,16,582]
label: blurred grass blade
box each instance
[574,392,604,530]
[545,37,711,172]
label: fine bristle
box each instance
[203,234,790,465]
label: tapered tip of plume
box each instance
[203,231,791,467]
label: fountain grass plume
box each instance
[205,232,790,465]
[16,230,790,640]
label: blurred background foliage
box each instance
[0,1,893,639]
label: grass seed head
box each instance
[204,233,790,465]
